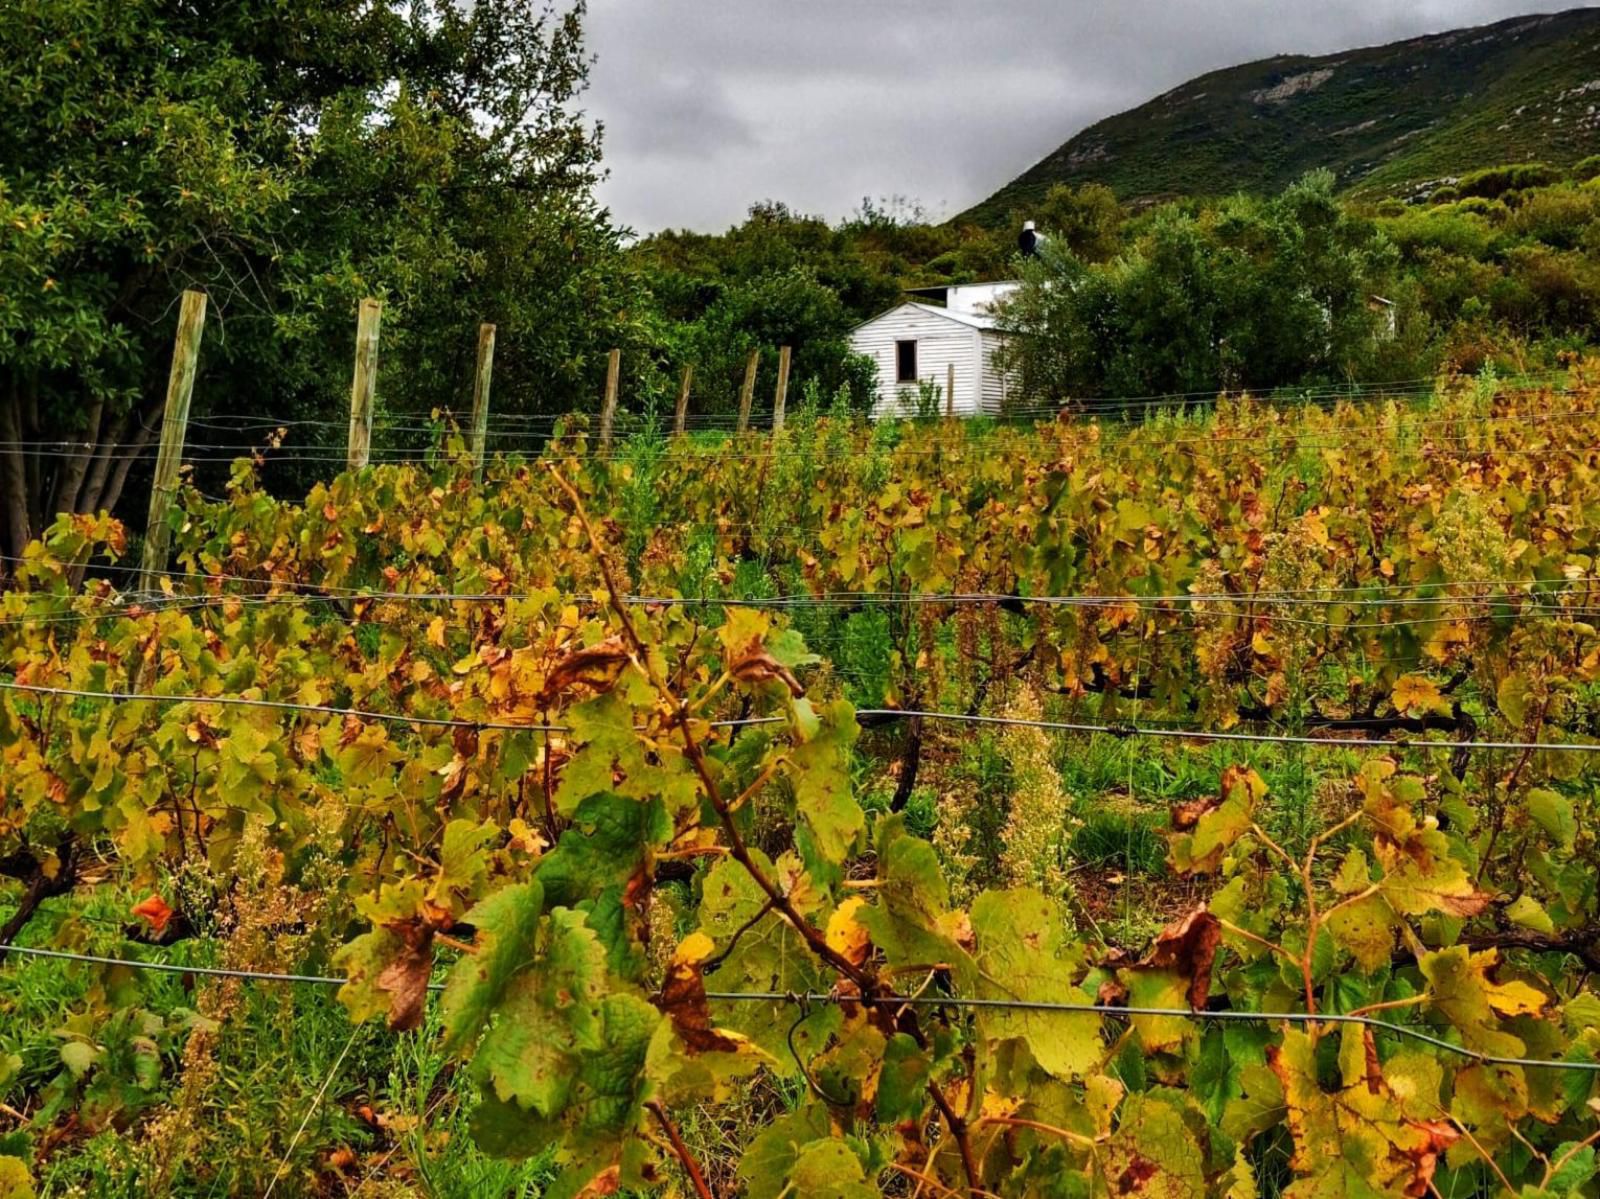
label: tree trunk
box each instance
[99,405,162,518]
[0,380,31,561]
[77,409,129,517]
[51,397,104,522]
[22,377,42,540]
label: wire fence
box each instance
[0,680,1593,755]
[2,941,1594,1074]
[3,385,1594,469]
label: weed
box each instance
[1068,807,1167,876]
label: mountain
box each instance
[962,7,1600,223]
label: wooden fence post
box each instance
[346,298,383,471]
[946,360,956,421]
[470,322,496,482]
[674,365,692,438]
[772,345,792,433]
[736,349,759,434]
[140,289,207,578]
[599,348,620,454]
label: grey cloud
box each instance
[583,0,1579,233]
[600,71,759,159]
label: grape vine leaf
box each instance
[737,1104,833,1199]
[857,815,973,982]
[1270,1027,1459,1198]
[441,881,545,1055]
[1420,946,1548,1058]
[1101,1092,1207,1199]
[472,907,609,1114]
[1169,766,1265,874]
[784,1139,877,1199]
[787,699,862,865]
[970,888,1100,1079]
[1360,762,1488,918]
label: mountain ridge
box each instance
[961,7,1600,223]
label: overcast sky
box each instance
[582,0,1578,234]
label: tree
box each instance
[1022,182,1126,263]
[998,172,1402,403]
[0,0,633,564]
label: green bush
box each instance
[1381,206,1496,260]
[1456,162,1564,200]
[1451,196,1510,220]
[1571,154,1600,181]
[1506,185,1600,250]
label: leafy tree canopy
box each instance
[0,0,650,557]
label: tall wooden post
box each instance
[469,323,496,483]
[140,289,207,578]
[674,365,693,438]
[772,345,792,433]
[736,349,759,434]
[946,360,956,421]
[599,348,620,454]
[346,298,383,471]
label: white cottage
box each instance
[849,282,1020,418]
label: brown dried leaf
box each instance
[1137,906,1221,1010]
[1362,1026,1382,1096]
[1400,1120,1460,1198]
[377,920,437,1033]
[1097,978,1130,1008]
[728,638,804,697]
[437,753,469,803]
[574,1165,621,1198]
[538,635,631,706]
[1169,794,1217,832]
[658,931,741,1054]
[339,713,366,749]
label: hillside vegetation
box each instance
[637,165,1600,413]
[964,7,1600,222]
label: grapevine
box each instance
[3,375,1600,1195]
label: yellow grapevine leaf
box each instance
[824,897,871,967]
[1391,673,1449,717]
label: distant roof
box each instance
[902,280,1023,299]
[910,302,1001,330]
[851,301,1004,334]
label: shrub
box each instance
[1506,185,1600,250]
[1451,196,1509,220]
[1456,162,1563,200]
[1381,207,1496,260]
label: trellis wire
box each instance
[0,680,1594,754]
[2,943,1593,1073]
[2,394,1597,466]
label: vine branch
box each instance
[645,1100,714,1199]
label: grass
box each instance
[0,885,554,1198]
